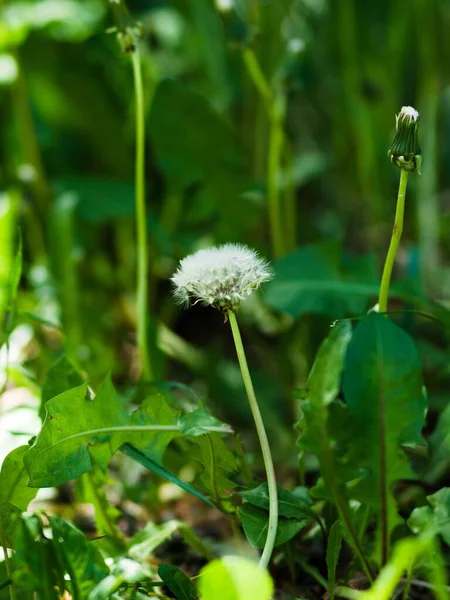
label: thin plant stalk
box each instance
[131,49,152,380]
[227,309,278,570]
[0,528,15,600]
[242,48,286,257]
[378,170,409,313]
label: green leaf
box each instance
[342,313,427,550]
[326,521,343,600]
[25,377,129,487]
[12,514,64,599]
[48,515,100,599]
[40,354,84,418]
[198,556,273,600]
[178,406,229,436]
[128,393,180,464]
[297,322,352,467]
[120,443,216,508]
[0,446,38,545]
[238,483,316,521]
[0,189,19,342]
[188,433,238,497]
[239,504,306,548]
[158,564,198,600]
[265,241,380,318]
[408,488,450,545]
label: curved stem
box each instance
[378,170,409,312]
[132,50,152,380]
[227,310,278,570]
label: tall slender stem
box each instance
[0,527,16,600]
[242,48,286,258]
[378,170,409,313]
[131,50,152,380]
[227,309,278,570]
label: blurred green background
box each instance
[2,0,450,461]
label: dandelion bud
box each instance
[388,106,422,175]
[171,244,273,314]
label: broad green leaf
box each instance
[178,406,229,436]
[158,564,198,600]
[25,377,130,487]
[408,488,450,545]
[297,322,352,466]
[238,483,316,521]
[239,504,306,548]
[48,515,100,599]
[0,446,38,545]
[12,514,64,599]
[128,393,180,464]
[198,556,273,600]
[265,242,380,318]
[326,521,343,600]
[188,433,238,497]
[342,313,426,554]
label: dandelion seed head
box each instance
[398,106,420,124]
[171,243,273,312]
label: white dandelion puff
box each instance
[171,243,273,312]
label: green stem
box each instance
[206,434,220,505]
[0,527,16,600]
[242,48,285,257]
[378,170,409,313]
[267,106,285,257]
[227,309,278,570]
[131,49,152,380]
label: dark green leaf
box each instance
[12,515,63,599]
[238,483,315,521]
[239,504,306,548]
[188,433,238,497]
[149,80,259,240]
[265,242,380,318]
[120,443,216,508]
[326,521,343,600]
[48,515,99,599]
[158,564,198,600]
[342,313,427,542]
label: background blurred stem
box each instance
[13,53,51,215]
[378,170,409,313]
[243,48,287,257]
[415,0,440,290]
[132,49,152,380]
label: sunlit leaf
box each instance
[239,504,307,548]
[198,556,273,600]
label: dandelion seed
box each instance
[171,243,273,312]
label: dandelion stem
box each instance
[131,49,152,380]
[378,170,409,313]
[227,309,278,570]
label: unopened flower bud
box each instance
[388,106,422,175]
